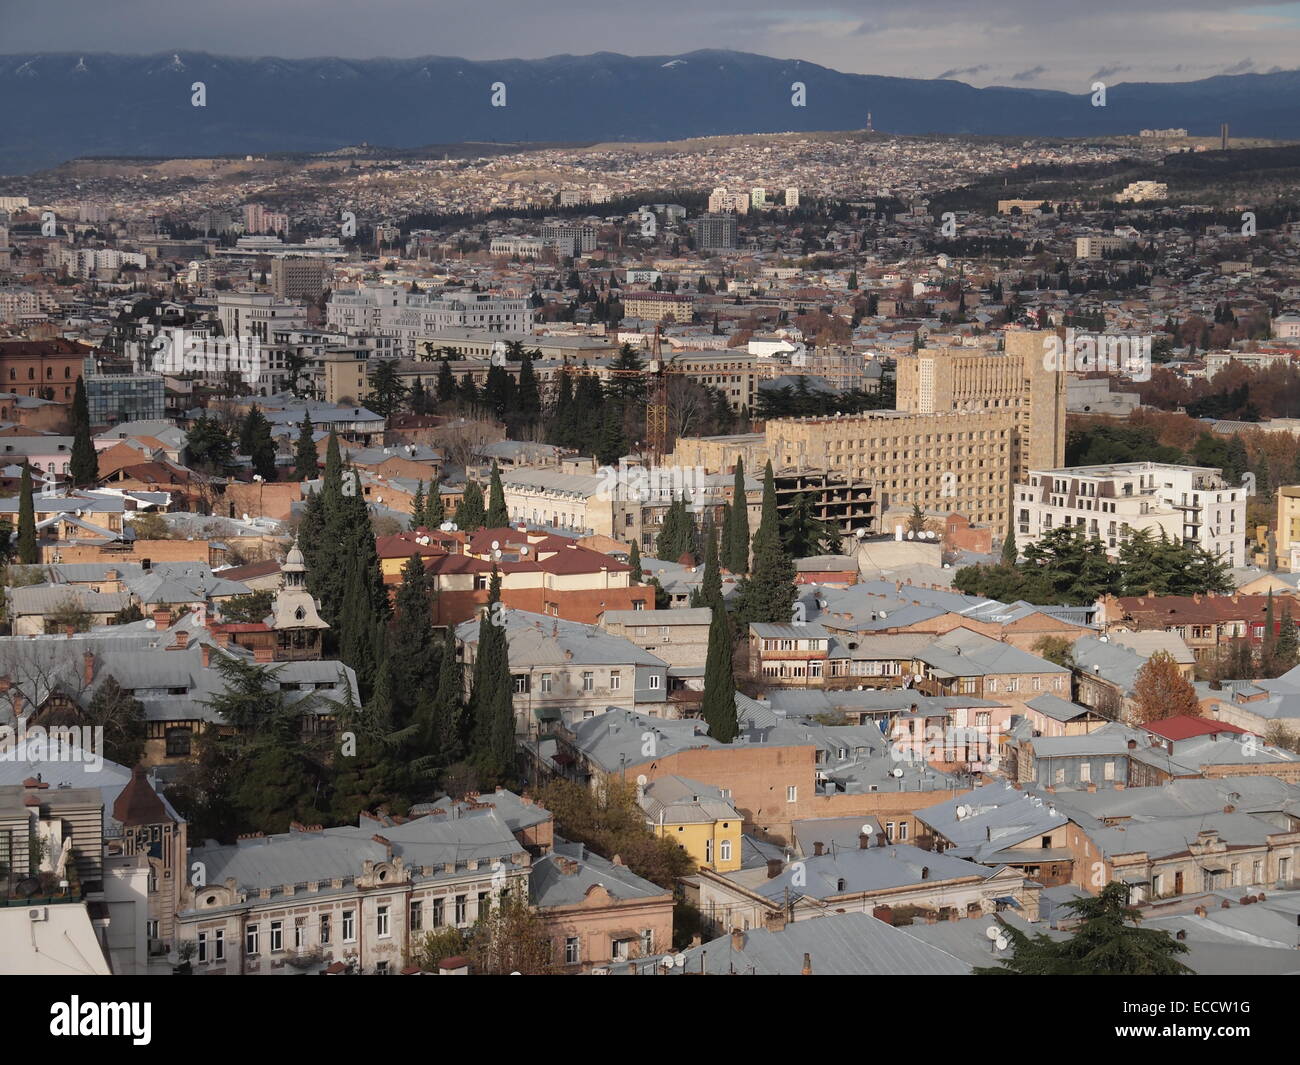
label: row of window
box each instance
[512,670,662,694]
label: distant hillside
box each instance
[1,49,1299,174]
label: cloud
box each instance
[1091,64,1133,80]
[935,64,991,79]
[1011,65,1047,82]
[1221,57,1255,74]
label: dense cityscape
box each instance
[2,8,1299,1023]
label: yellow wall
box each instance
[653,818,743,873]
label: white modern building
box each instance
[1015,462,1246,565]
[326,284,534,354]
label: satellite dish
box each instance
[241,513,250,523]
[985,926,1000,941]
[891,767,903,778]
[636,774,648,787]
[673,954,686,968]
[995,936,1009,951]
[491,540,500,550]
[860,823,873,835]
[520,546,529,555]
[145,619,157,630]
[660,956,673,969]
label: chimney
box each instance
[813,841,824,857]
[1126,739,1137,749]
[82,651,95,687]
[766,858,784,879]
[730,928,745,952]
[152,607,171,628]
[872,905,894,924]
[801,953,812,975]
[200,644,211,668]
[859,832,871,849]
[371,834,393,860]
[170,631,190,650]
[764,910,788,933]
[253,646,274,663]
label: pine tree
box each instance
[239,404,278,482]
[734,461,796,625]
[16,463,37,564]
[701,602,738,743]
[294,414,317,481]
[725,459,750,574]
[69,377,98,486]
[486,463,509,528]
[457,481,486,531]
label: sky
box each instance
[1,0,1298,91]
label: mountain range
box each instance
[1,49,1298,174]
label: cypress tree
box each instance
[16,463,37,564]
[734,461,796,625]
[700,523,722,609]
[294,414,317,481]
[457,481,486,531]
[517,353,541,424]
[701,602,738,743]
[725,459,749,574]
[433,627,465,764]
[409,482,426,530]
[628,541,643,583]
[389,554,437,719]
[69,377,98,486]
[470,572,516,786]
[437,359,456,404]
[239,404,278,482]
[486,463,509,528]
[426,473,445,527]
[1001,527,1018,565]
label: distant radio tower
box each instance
[866,112,874,133]
[1221,123,1229,150]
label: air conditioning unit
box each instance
[28,907,48,922]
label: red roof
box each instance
[1143,716,1248,742]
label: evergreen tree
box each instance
[426,473,445,527]
[699,523,722,609]
[724,460,750,574]
[436,359,457,404]
[457,481,486,531]
[734,461,796,625]
[701,602,738,743]
[976,883,1191,975]
[1001,526,1017,565]
[389,554,438,719]
[294,414,317,481]
[783,492,837,558]
[1276,603,1299,675]
[239,404,278,481]
[486,463,509,528]
[516,353,541,425]
[433,627,465,764]
[409,482,427,530]
[69,377,98,486]
[16,463,37,564]
[469,573,515,786]
[628,540,643,583]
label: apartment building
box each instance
[270,257,328,302]
[326,285,534,353]
[621,291,694,323]
[216,292,310,343]
[1075,235,1131,259]
[1015,461,1245,565]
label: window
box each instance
[720,839,732,862]
[512,675,529,694]
[540,673,552,694]
[641,929,653,955]
[705,838,713,864]
[455,895,467,926]
[648,674,661,690]
[246,925,260,956]
[564,936,579,965]
[342,910,355,942]
[1103,761,1115,781]
[270,921,283,952]
[610,670,621,691]
[582,671,594,692]
[1080,762,1091,782]
[886,821,896,841]
[214,929,225,961]
[786,786,797,803]
[294,919,305,950]
[319,915,330,944]
[410,900,423,931]
[432,898,445,928]
[197,932,208,963]
[898,822,908,841]
[165,727,192,757]
[377,904,390,938]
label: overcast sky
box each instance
[2,0,1297,91]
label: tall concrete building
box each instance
[693,213,738,251]
[270,257,328,302]
[896,331,1067,489]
